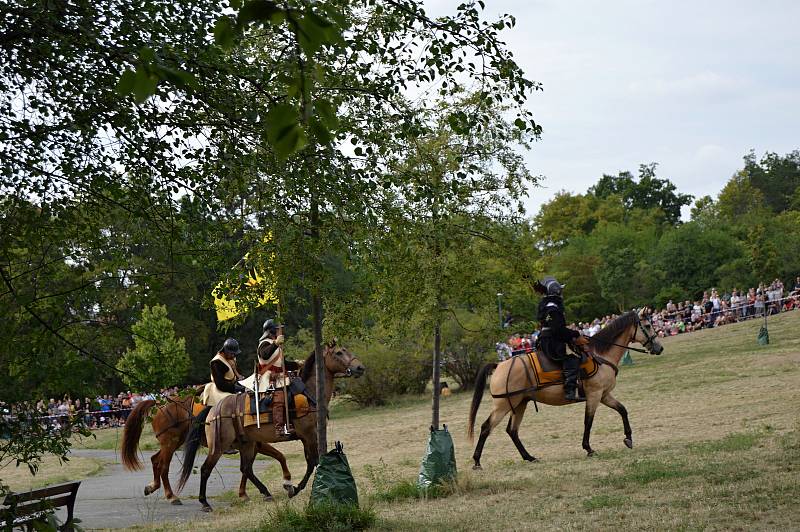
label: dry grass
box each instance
[136,311,800,531]
[1,455,107,492]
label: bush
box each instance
[260,502,375,532]
[341,340,430,406]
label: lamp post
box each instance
[497,292,504,329]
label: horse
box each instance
[178,339,365,512]
[468,309,663,469]
[121,389,293,505]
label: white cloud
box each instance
[628,72,750,97]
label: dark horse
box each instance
[178,339,365,511]
[468,310,663,469]
[121,390,293,504]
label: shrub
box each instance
[260,502,375,532]
[341,340,430,406]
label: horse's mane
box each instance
[588,311,637,354]
[300,349,316,382]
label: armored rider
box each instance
[202,338,246,407]
[257,319,291,435]
[535,276,590,401]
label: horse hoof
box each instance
[201,505,213,513]
[586,450,595,457]
[170,498,182,506]
[524,456,539,463]
[472,464,482,471]
[624,438,633,449]
[144,486,152,496]
[263,495,274,502]
[239,495,250,502]
[288,486,298,499]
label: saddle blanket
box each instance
[242,379,314,428]
[525,351,599,388]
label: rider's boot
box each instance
[272,390,291,435]
[562,356,581,401]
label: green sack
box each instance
[418,426,457,490]
[757,325,770,345]
[621,350,634,366]
[310,441,359,506]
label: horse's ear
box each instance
[326,337,338,348]
[637,307,646,318]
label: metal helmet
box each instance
[542,276,565,297]
[221,338,241,356]
[262,319,278,335]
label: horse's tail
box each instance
[177,405,211,492]
[121,399,156,471]
[468,362,497,442]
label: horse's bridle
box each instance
[631,314,659,354]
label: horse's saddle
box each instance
[241,377,315,428]
[524,350,599,388]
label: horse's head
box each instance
[324,338,366,378]
[634,309,664,355]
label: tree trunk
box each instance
[431,321,441,430]
[310,199,327,458]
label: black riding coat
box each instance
[537,295,579,360]
[210,359,239,394]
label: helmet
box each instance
[542,276,565,297]
[221,338,241,356]
[262,319,279,335]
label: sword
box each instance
[253,358,261,429]
[279,323,291,435]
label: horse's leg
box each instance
[505,400,538,463]
[472,402,512,470]
[255,442,294,498]
[160,438,182,505]
[239,441,272,502]
[582,393,602,457]
[602,393,633,449]
[292,434,318,495]
[199,448,223,512]
[144,449,161,496]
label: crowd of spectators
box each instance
[497,276,800,360]
[14,387,182,431]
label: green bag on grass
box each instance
[418,426,457,490]
[757,325,769,345]
[310,441,358,506]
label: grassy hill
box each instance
[139,311,800,531]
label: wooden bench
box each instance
[1,481,81,531]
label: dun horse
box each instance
[121,390,293,504]
[468,310,663,469]
[178,339,365,512]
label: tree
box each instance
[742,150,800,213]
[589,163,693,225]
[116,305,189,391]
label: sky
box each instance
[425,0,800,218]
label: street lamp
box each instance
[497,292,504,329]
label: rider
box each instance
[202,338,246,407]
[257,319,290,434]
[535,276,590,402]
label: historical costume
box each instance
[201,338,245,407]
[535,276,589,401]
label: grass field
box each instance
[135,311,799,531]
[1,455,107,492]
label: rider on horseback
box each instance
[202,338,246,407]
[535,276,590,401]
[257,319,291,435]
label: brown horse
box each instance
[121,390,293,504]
[468,310,663,469]
[178,339,365,512]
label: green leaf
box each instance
[116,69,136,95]
[214,16,236,50]
[132,67,158,103]
[265,104,306,159]
[238,0,281,26]
[314,99,338,129]
[514,118,526,130]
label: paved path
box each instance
[70,449,266,530]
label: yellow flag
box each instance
[213,237,278,322]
